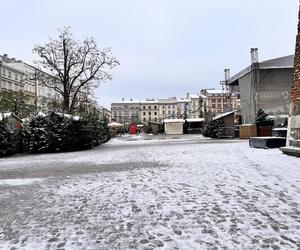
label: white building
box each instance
[0,54,62,109]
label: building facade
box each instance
[157,97,178,121]
[111,99,141,124]
[200,89,237,115]
[0,54,62,108]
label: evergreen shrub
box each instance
[23,112,110,153]
[0,118,15,157]
[203,119,228,139]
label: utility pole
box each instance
[250,48,259,123]
[220,68,231,112]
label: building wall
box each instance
[141,102,159,122]
[164,122,183,135]
[287,6,300,147]
[157,99,178,121]
[111,102,141,124]
[204,93,236,115]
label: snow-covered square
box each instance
[0,135,299,249]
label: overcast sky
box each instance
[1,0,298,108]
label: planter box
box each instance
[240,124,257,139]
[257,126,272,137]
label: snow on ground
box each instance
[0,135,299,249]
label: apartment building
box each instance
[0,57,33,101]
[111,97,181,124]
[157,97,178,121]
[0,54,62,107]
[111,99,141,124]
[140,99,159,123]
[201,89,238,115]
[187,93,208,118]
[111,95,213,125]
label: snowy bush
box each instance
[0,119,15,157]
[23,112,110,153]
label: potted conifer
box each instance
[255,109,274,137]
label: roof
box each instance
[213,111,235,120]
[0,112,22,122]
[112,100,141,105]
[141,100,159,104]
[186,118,205,122]
[163,119,184,123]
[228,54,294,85]
[177,99,190,103]
[189,94,208,99]
[204,89,223,95]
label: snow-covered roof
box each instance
[189,94,208,99]
[205,89,223,94]
[112,100,141,104]
[55,112,80,121]
[0,112,12,121]
[0,112,23,122]
[213,111,235,120]
[177,99,190,103]
[141,100,159,104]
[163,119,184,123]
[186,118,205,122]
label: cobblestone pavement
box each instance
[0,138,300,249]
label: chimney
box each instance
[224,69,230,81]
[250,48,258,64]
[2,54,8,63]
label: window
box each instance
[149,112,151,115]
[168,111,171,114]
[212,98,216,103]
[154,106,157,109]
[15,74,18,80]
[149,117,151,121]
[162,106,165,109]
[162,111,165,115]
[154,112,157,115]
[143,112,146,115]
[8,71,11,78]
[173,105,175,108]
[212,104,216,108]
[143,118,146,121]
[154,118,157,122]
[168,105,170,109]
[143,106,146,109]
[148,106,151,109]
[2,69,5,76]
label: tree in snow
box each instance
[0,118,15,157]
[33,27,119,114]
[0,90,34,118]
[255,109,274,128]
[203,119,228,138]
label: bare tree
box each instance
[33,27,119,114]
